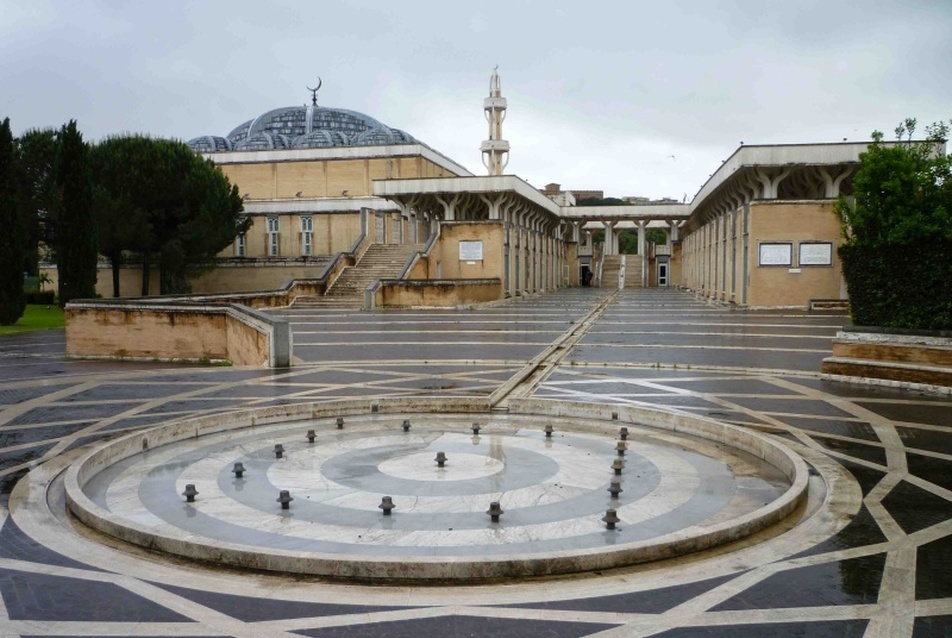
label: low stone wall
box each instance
[66,301,290,367]
[370,278,503,308]
[821,327,952,392]
[167,280,322,309]
[40,257,333,299]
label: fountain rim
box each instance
[63,397,810,582]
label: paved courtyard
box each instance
[1,288,951,637]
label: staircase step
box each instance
[292,243,424,308]
[822,356,952,388]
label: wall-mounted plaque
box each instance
[459,240,483,261]
[799,242,833,266]
[758,242,792,266]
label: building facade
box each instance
[58,73,896,309]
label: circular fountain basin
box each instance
[65,398,808,581]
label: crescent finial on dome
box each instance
[307,78,323,106]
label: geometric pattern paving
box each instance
[1,288,950,637]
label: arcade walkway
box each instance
[1,289,950,637]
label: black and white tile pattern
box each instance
[1,289,949,637]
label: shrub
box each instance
[23,289,56,305]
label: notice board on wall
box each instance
[799,242,833,266]
[758,243,792,266]
[459,241,483,261]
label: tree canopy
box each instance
[55,120,98,306]
[16,127,57,274]
[0,118,26,325]
[89,135,247,295]
[835,119,952,330]
[835,120,951,245]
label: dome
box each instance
[234,132,291,152]
[292,130,351,148]
[354,128,416,146]
[185,135,233,153]
[193,103,418,152]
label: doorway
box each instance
[658,261,669,287]
[580,265,592,287]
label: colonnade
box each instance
[682,164,853,304]
[595,218,683,288]
[392,190,569,298]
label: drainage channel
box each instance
[489,290,620,410]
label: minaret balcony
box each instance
[481,140,510,152]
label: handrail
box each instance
[397,221,441,280]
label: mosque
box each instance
[169,70,859,309]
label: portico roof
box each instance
[376,175,559,210]
[561,204,690,222]
[374,175,563,222]
[683,141,876,231]
[689,142,872,211]
[374,176,692,225]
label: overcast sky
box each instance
[2,0,950,200]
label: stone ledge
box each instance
[821,356,952,390]
[822,328,952,390]
[820,371,952,397]
[369,278,503,309]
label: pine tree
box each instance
[55,120,97,306]
[91,135,246,295]
[0,117,26,325]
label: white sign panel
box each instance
[799,242,833,266]
[759,243,792,266]
[459,240,483,261]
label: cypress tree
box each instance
[55,120,97,306]
[0,117,25,325]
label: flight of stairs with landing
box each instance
[599,254,644,289]
[293,243,423,309]
[600,255,623,289]
[624,254,643,288]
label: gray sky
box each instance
[3,0,950,200]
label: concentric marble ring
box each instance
[64,398,809,581]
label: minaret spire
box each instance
[481,66,509,176]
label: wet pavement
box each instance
[1,288,951,637]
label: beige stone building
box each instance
[64,72,888,309]
[679,143,864,308]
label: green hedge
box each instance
[23,289,56,305]
[839,240,952,330]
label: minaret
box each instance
[481,67,509,176]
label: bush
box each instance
[23,289,55,305]
[839,241,952,330]
[836,119,951,331]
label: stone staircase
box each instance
[292,243,423,309]
[624,255,644,288]
[599,255,623,289]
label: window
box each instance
[300,216,313,256]
[267,217,279,256]
[235,234,246,257]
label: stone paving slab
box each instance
[0,288,950,637]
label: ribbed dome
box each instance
[294,130,352,148]
[187,135,233,153]
[188,104,418,153]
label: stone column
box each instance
[603,220,618,256]
[637,220,647,287]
